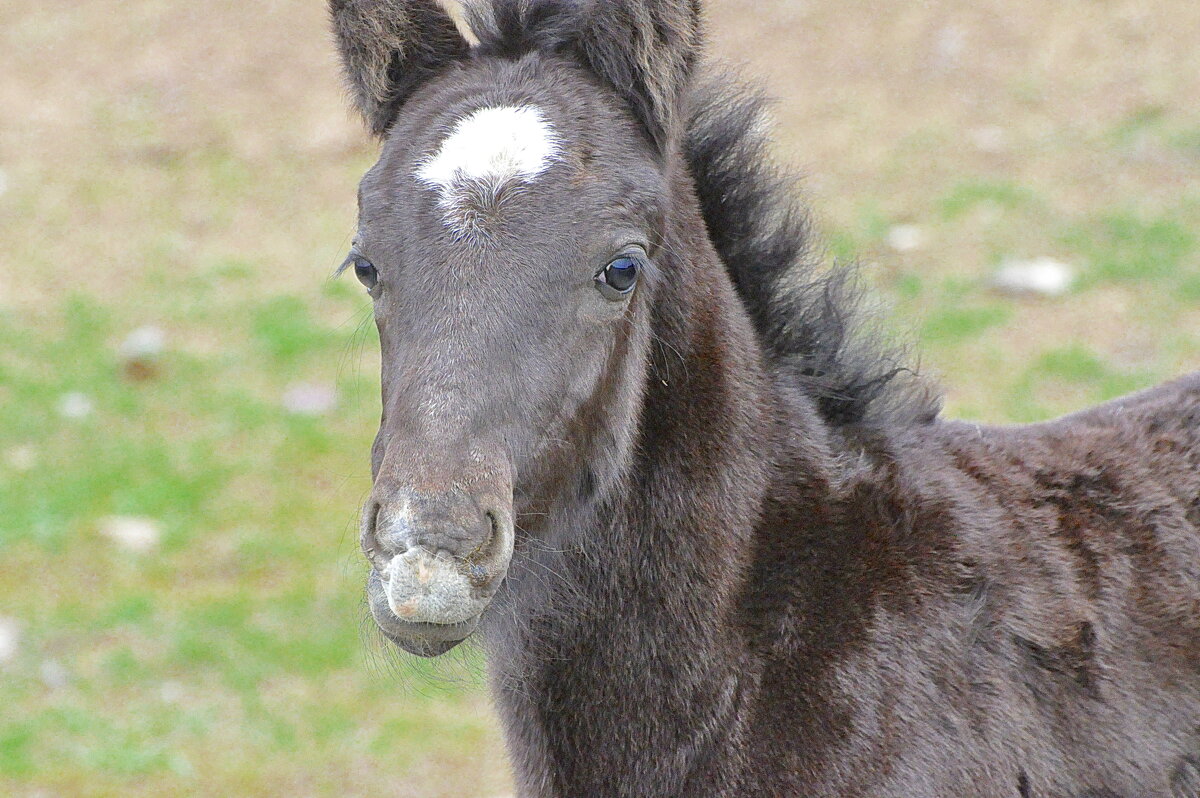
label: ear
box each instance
[573,0,703,151]
[330,0,471,138]
[473,0,703,152]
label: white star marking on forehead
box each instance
[415,105,561,224]
[417,105,560,187]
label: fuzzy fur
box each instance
[329,2,1200,796]
[466,0,703,151]
[330,0,469,136]
[685,71,940,427]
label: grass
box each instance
[0,0,1197,796]
[0,290,507,795]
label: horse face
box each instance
[349,54,664,655]
[331,0,702,656]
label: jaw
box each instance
[378,618,479,657]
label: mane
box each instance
[685,70,941,427]
[466,0,939,427]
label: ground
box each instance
[0,0,1196,795]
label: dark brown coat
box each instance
[328,1,1200,795]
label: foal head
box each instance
[331,0,704,656]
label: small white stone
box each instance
[282,382,337,416]
[933,24,967,69]
[0,616,21,664]
[886,224,926,253]
[39,659,70,689]
[159,680,184,703]
[119,325,166,360]
[4,444,37,471]
[57,392,94,420]
[168,752,196,777]
[98,515,162,553]
[971,125,1007,153]
[992,257,1075,297]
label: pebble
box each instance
[282,382,337,416]
[933,24,967,70]
[4,444,37,472]
[119,325,166,360]
[886,224,926,253]
[119,325,167,381]
[39,659,70,689]
[57,392,95,420]
[168,752,196,778]
[0,616,21,664]
[159,680,185,703]
[98,515,162,553]
[992,257,1075,297]
[971,125,1007,154]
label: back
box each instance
[936,372,1200,796]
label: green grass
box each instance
[833,187,1199,422]
[1065,211,1197,284]
[0,282,503,795]
[1003,343,1155,422]
[938,179,1037,222]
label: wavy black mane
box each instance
[685,71,940,427]
[466,1,938,427]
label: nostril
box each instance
[462,511,495,560]
[360,501,392,575]
[463,510,507,587]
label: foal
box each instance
[328,1,1200,795]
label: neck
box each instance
[483,170,810,796]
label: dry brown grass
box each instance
[709,0,1200,416]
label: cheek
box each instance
[508,344,610,476]
[558,308,641,429]
[562,344,611,411]
[526,325,610,412]
[578,288,635,324]
[513,319,615,431]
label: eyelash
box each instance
[339,251,379,293]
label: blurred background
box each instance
[1,0,1197,795]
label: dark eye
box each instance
[352,256,378,292]
[338,250,379,293]
[595,255,640,300]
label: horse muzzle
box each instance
[361,484,513,657]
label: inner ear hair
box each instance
[330,0,471,137]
